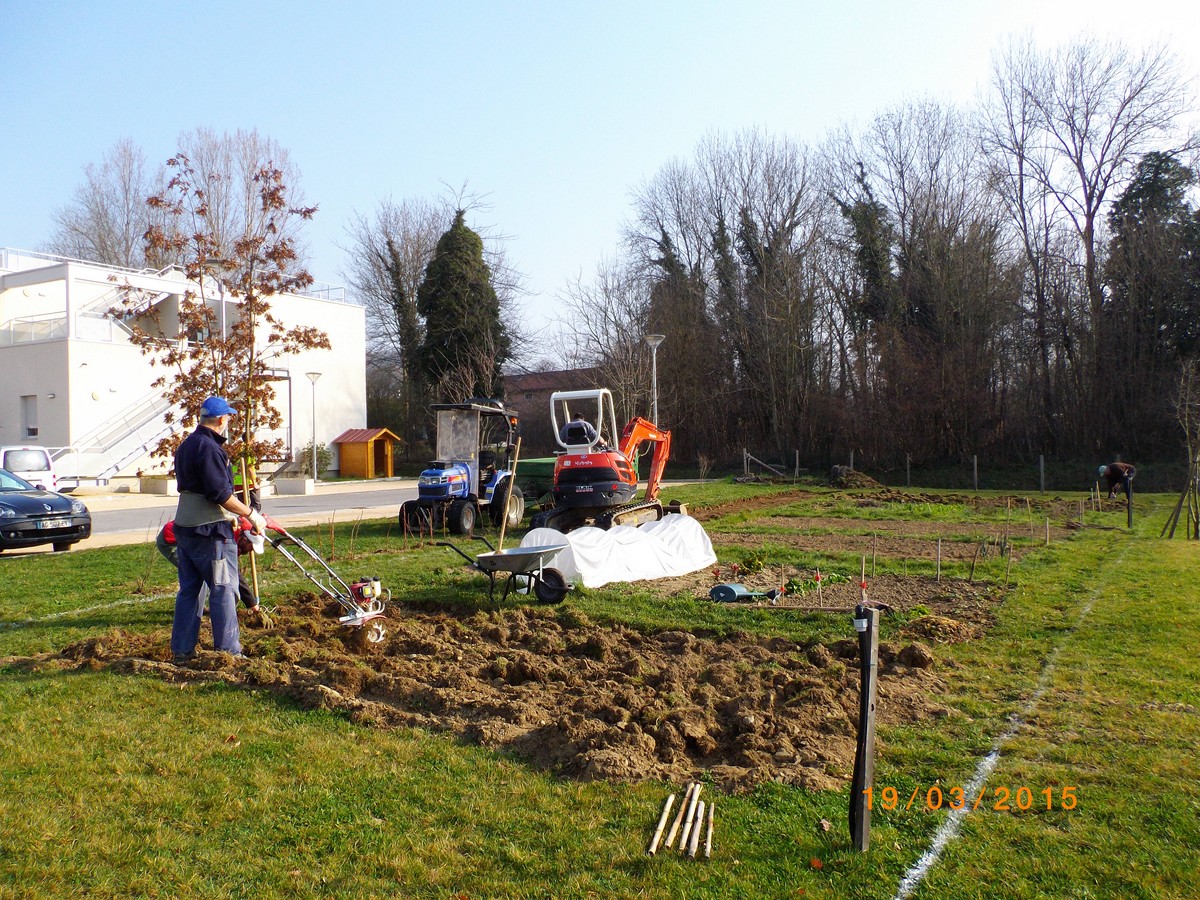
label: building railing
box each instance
[0,313,68,346]
[0,247,155,277]
[2,247,355,306]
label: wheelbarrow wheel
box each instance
[533,567,568,604]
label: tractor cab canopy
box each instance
[429,401,519,495]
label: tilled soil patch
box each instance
[639,569,1004,631]
[713,528,1037,562]
[18,596,958,794]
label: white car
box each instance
[0,446,58,492]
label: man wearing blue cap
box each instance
[170,395,266,662]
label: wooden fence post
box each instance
[849,604,880,851]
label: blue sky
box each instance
[2,1,1197,335]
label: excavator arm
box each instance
[619,417,672,501]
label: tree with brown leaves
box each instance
[109,151,330,473]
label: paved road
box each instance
[77,480,420,550]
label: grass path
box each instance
[907,517,1200,898]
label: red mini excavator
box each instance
[529,388,679,533]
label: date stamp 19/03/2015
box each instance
[864,785,1078,813]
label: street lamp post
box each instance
[305,372,322,482]
[644,334,665,425]
[200,259,231,340]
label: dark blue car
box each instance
[0,468,91,553]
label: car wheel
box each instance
[52,542,73,553]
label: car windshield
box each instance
[3,450,51,472]
[0,468,36,491]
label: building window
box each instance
[524,392,533,400]
[21,395,38,438]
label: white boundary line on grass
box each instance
[892,546,1125,899]
[0,593,174,629]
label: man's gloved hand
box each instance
[248,604,274,629]
[248,510,267,535]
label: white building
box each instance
[0,248,366,485]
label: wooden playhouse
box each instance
[333,427,401,479]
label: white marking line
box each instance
[0,593,173,629]
[893,547,1123,899]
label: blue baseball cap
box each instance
[200,396,238,417]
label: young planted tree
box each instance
[109,151,329,472]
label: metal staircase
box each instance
[54,388,178,486]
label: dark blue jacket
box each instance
[174,426,235,539]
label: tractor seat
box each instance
[563,424,591,444]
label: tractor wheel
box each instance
[529,509,551,531]
[401,501,428,533]
[490,480,525,528]
[448,499,476,535]
[533,568,568,604]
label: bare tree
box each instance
[821,100,1022,465]
[1025,41,1189,322]
[45,139,167,268]
[552,257,652,423]
[981,37,1193,455]
[172,127,313,272]
[45,130,314,275]
[344,198,443,367]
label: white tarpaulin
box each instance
[520,514,717,588]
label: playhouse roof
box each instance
[332,427,400,444]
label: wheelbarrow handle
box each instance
[437,541,478,565]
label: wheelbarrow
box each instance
[261,515,389,642]
[439,537,572,604]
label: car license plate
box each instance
[575,486,593,492]
[36,518,71,529]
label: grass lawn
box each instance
[1,480,1197,898]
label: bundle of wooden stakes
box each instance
[646,782,714,860]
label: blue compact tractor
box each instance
[400,400,524,534]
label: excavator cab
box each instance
[532,388,673,533]
[551,389,620,453]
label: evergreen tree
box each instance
[1102,152,1200,454]
[416,210,512,401]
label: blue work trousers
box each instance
[171,527,241,656]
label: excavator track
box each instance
[596,500,664,529]
[531,500,667,534]
[529,505,593,533]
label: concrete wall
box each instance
[272,292,367,471]
[0,252,367,478]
